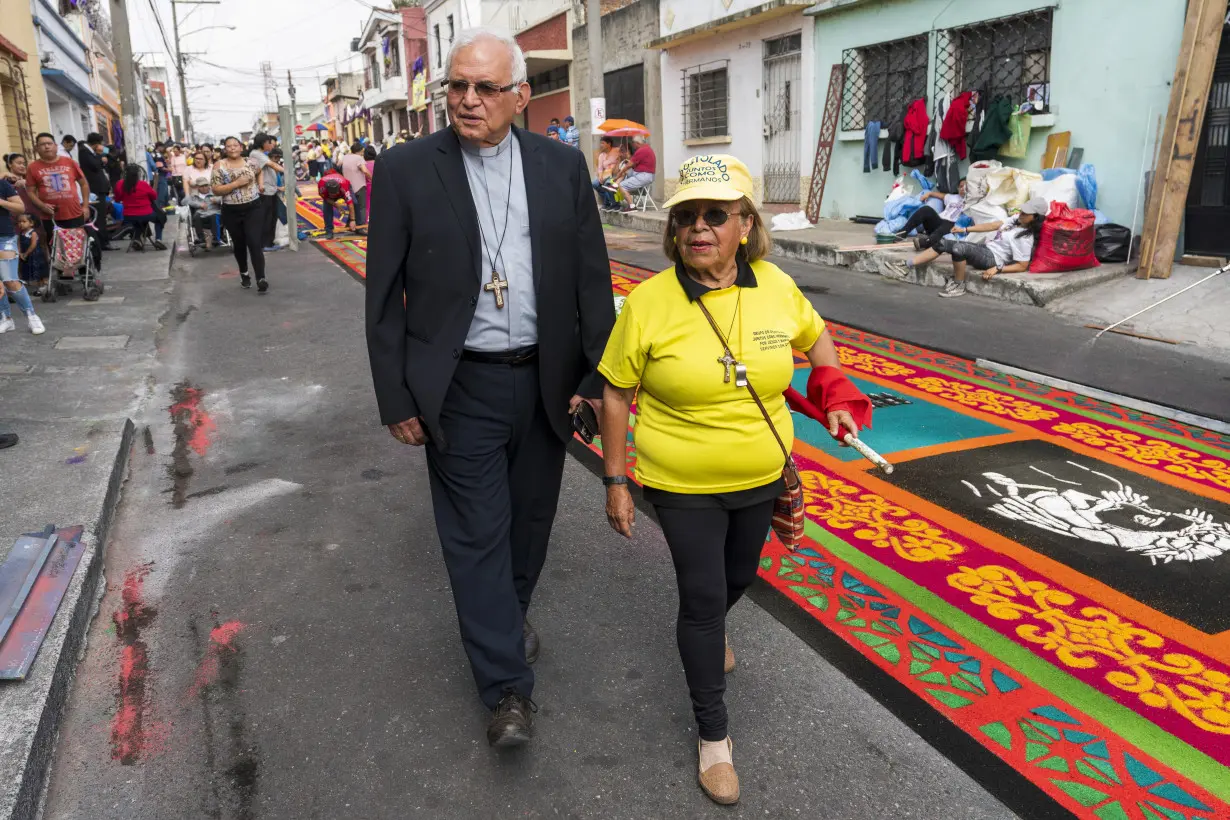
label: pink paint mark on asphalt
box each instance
[110,563,158,764]
[169,385,217,457]
[186,620,246,700]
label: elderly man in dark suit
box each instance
[365,27,615,747]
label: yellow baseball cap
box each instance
[662,154,754,209]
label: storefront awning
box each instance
[41,68,101,105]
[648,0,813,50]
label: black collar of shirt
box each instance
[674,255,759,302]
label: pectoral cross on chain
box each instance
[484,269,509,310]
[718,352,738,384]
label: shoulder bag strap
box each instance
[695,298,792,464]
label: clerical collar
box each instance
[675,255,759,302]
[459,128,514,158]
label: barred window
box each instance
[682,61,729,140]
[841,35,928,131]
[935,9,1054,109]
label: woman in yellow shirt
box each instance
[598,155,859,805]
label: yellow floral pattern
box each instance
[948,565,1230,734]
[800,470,964,562]
[904,376,1061,421]
[1053,422,1230,490]
[836,347,918,377]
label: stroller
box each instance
[44,206,104,303]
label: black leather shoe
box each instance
[523,617,539,664]
[487,692,536,748]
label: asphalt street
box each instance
[40,243,1017,819]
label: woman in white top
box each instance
[893,196,1048,298]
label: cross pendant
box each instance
[718,352,738,384]
[483,270,509,310]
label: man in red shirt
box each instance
[618,136,656,212]
[317,169,354,239]
[26,132,100,274]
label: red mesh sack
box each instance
[1030,202,1100,273]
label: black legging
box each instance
[220,200,265,280]
[652,492,776,741]
[901,206,955,250]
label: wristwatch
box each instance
[603,475,629,487]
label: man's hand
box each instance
[387,417,427,446]
[39,202,55,216]
[606,485,635,538]
[827,409,859,445]
[569,395,603,421]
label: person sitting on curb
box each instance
[893,180,966,251]
[886,196,1047,299]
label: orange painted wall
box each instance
[525,90,571,136]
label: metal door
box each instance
[763,33,802,203]
[1185,26,1230,255]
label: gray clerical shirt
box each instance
[460,131,537,351]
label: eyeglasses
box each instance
[444,79,520,99]
[672,207,735,228]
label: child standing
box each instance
[0,183,45,335]
[16,213,47,292]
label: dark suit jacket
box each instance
[365,125,615,452]
[77,145,110,197]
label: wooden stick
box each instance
[1082,325,1180,344]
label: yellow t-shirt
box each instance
[598,258,825,494]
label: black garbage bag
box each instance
[1095,224,1132,263]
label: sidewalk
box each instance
[0,217,179,820]
[603,208,1133,307]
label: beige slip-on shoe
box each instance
[724,635,735,674]
[698,737,739,805]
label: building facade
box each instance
[357,8,411,144]
[401,5,430,134]
[0,0,50,159]
[424,0,480,133]
[86,20,120,140]
[571,0,663,198]
[652,0,815,207]
[804,0,1186,230]
[32,0,101,142]
[516,6,573,133]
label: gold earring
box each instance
[673,236,678,245]
[740,237,748,245]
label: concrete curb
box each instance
[602,209,1134,306]
[7,420,134,820]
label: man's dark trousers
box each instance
[260,194,279,247]
[425,356,565,709]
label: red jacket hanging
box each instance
[940,91,974,160]
[902,98,929,166]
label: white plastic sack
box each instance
[885,174,921,202]
[964,160,1003,205]
[985,167,1042,210]
[770,211,814,232]
[960,200,1010,245]
[1029,175,1081,209]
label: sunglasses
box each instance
[444,79,519,99]
[672,207,736,228]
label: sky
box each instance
[128,0,381,139]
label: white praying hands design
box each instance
[961,461,1230,565]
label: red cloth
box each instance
[902,98,929,165]
[784,366,873,442]
[26,157,85,220]
[113,179,157,217]
[317,172,352,204]
[939,91,974,160]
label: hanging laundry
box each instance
[885,104,907,175]
[972,96,1014,161]
[999,112,1032,159]
[901,98,929,167]
[863,120,881,173]
[940,91,974,160]
[966,90,986,159]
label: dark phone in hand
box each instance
[571,402,599,444]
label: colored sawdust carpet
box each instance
[318,245,1230,820]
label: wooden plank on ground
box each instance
[1138,0,1230,279]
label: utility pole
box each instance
[282,72,299,252]
[170,0,220,144]
[585,0,604,173]
[110,1,141,151]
